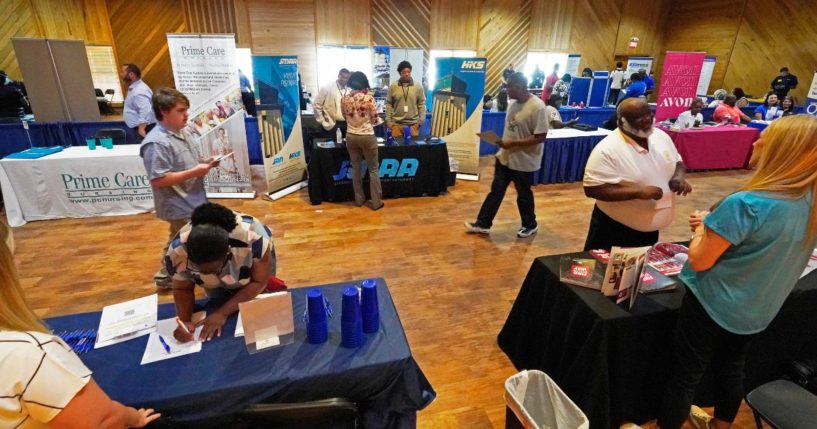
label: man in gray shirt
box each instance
[141,87,218,289]
[121,64,157,141]
[465,72,549,238]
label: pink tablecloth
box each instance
[664,126,760,170]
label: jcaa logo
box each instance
[289,151,301,159]
[279,58,297,65]
[272,156,284,165]
[461,60,486,70]
[333,158,419,181]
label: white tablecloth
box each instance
[0,145,154,226]
[546,127,612,139]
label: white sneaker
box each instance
[517,225,538,238]
[464,221,490,234]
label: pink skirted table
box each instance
[662,126,760,171]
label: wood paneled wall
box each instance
[430,0,480,50]
[1,0,114,81]
[479,0,533,95]
[315,0,370,46]
[182,0,238,35]
[725,0,817,102]
[247,0,318,93]
[107,0,186,91]
[371,0,431,78]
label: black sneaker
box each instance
[464,221,490,234]
[517,225,538,238]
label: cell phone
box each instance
[214,152,234,162]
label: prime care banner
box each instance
[252,55,307,199]
[167,33,254,198]
[805,72,817,117]
[429,57,487,179]
[655,52,705,122]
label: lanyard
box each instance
[337,82,347,97]
[401,84,410,103]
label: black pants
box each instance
[475,159,536,229]
[657,292,757,429]
[241,91,257,116]
[607,88,621,105]
[583,205,658,251]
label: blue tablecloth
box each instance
[747,121,769,132]
[45,280,435,429]
[535,131,610,184]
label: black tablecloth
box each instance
[46,280,435,429]
[497,253,817,428]
[307,141,451,205]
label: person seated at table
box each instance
[0,222,161,429]
[712,95,751,124]
[708,89,727,107]
[482,94,494,111]
[676,99,704,128]
[731,87,750,108]
[545,94,578,129]
[754,92,783,121]
[552,74,572,104]
[781,95,796,116]
[0,71,27,121]
[583,98,692,251]
[168,202,277,343]
[657,114,817,429]
[623,73,646,99]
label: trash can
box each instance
[505,370,589,429]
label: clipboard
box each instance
[476,131,501,145]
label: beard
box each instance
[620,120,654,139]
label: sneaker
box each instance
[517,225,538,238]
[154,278,173,292]
[464,221,490,234]
[688,405,712,429]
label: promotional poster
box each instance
[372,46,391,89]
[805,72,817,116]
[655,52,705,122]
[566,54,582,77]
[252,55,307,199]
[429,57,487,179]
[167,33,254,197]
[696,56,717,97]
[626,57,654,76]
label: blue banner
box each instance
[252,56,307,197]
[428,57,487,177]
[806,72,817,117]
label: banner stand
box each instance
[456,173,479,181]
[269,181,307,200]
[206,192,256,199]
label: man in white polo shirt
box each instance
[583,98,692,250]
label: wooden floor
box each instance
[12,157,766,429]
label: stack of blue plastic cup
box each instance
[341,286,363,348]
[360,279,379,333]
[306,288,328,344]
[403,126,412,145]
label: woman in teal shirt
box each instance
[658,115,817,429]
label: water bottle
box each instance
[335,127,343,144]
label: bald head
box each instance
[617,98,654,137]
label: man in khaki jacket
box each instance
[386,61,426,138]
[313,68,350,136]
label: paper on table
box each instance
[476,131,501,145]
[235,292,286,337]
[96,294,158,348]
[140,312,205,365]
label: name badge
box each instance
[403,105,409,113]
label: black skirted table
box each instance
[46,279,435,429]
[307,140,452,205]
[497,253,817,429]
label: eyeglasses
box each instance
[187,251,231,276]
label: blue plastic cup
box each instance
[403,126,412,144]
[306,319,328,344]
[85,138,96,150]
[341,287,361,322]
[360,280,379,333]
[100,137,113,149]
[306,288,327,323]
[341,318,363,348]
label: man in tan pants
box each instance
[386,61,426,139]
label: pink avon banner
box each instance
[655,52,705,122]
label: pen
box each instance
[158,335,172,354]
[175,317,192,334]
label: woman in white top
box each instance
[708,89,727,107]
[676,99,704,128]
[0,222,159,429]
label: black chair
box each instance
[745,379,817,429]
[94,128,127,145]
[105,89,115,102]
[95,88,113,115]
